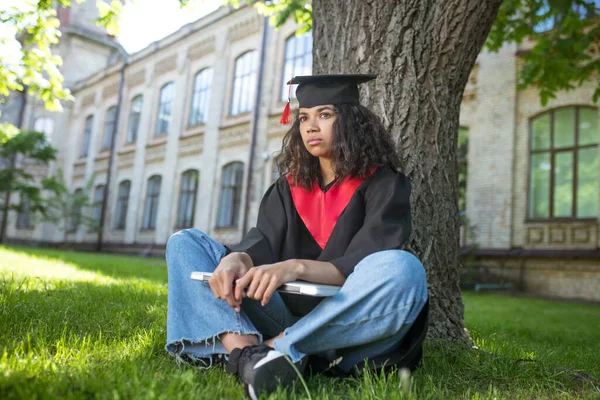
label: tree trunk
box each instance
[312,0,503,341]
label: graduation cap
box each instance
[280,74,377,124]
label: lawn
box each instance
[1,245,598,399]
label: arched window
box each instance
[102,106,117,150]
[33,117,54,144]
[114,180,131,230]
[80,115,93,157]
[91,184,105,230]
[176,170,199,228]
[281,32,312,101]
[16,198,32,229]
[126,95,143,144]
[189,69,213,126]
[68,188,84,232]
[231,51,257,116]
[216,162,244,228]
[142,175,162,229]
[155,82,175,136]
[529,106,598,219]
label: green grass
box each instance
[1,245,599,399]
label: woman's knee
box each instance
[166,229,221,266]
[166,229,198,259]
[354,250,427,292]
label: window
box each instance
[33,117,54,144]
[155,82,175,136]
[458,127,469,214]
[81,115,93,157]
[176,170,199,228]
[142,175,162,229]
[16,198,32,229]
[231,51,257,116]
[216,162,244,228]
[529,107,598,219]
[102,106,117,151]
[126,95,143,144]
[281,32,312,101]
[114,180,131,230]
[189,69,213,126]
[68,189,83,232]
[91,185,105,230]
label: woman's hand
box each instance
[234,260,299,307]
[209,252,253,312]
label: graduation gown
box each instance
[227,166,412,316]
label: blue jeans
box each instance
[165,229,427,373]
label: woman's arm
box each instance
[293,259,346,286]
[234,258,345,306]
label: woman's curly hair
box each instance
[277,104,401,190]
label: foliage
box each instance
[39,169,97,236]
[0,0,74,111]
[1,245,598,399]
[487,0,600,105]
[0,124,59,225]
[3,0,599,119]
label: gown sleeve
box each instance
[226,180,287,267]
[329,171,412,278]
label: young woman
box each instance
[165,74,428,399]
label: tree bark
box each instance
[312,0,503,341]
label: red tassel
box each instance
[280,77,293,125]
[280,101,291,125]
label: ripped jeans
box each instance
[165,229,428,373]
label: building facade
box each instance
[2,5,599,301]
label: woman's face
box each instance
[298,104,337,158]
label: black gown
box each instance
[227,166,412,316]
[227,165,428,372]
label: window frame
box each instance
[176,170,200,229]
[33,117,55,144]
[526,105,599,222]
[230,51,257,116]
[91,184,105,231]
[142,175,162,230]
[155,82,175,136]
[16,198,32,229]
[114,180,131,230]
[216,162,244,229]
[280,32,313,102]
[126,95,143,144]
[80,115,93,157]
[101,106,117,151]
[189,69,213,127]
[68,188,84,233]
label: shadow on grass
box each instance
[1,245,167,283]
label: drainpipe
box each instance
[97,51,129,251]
[242,17,269,235]
[0,90,27,244]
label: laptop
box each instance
[190,271,341,297]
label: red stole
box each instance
[286,170,376,249]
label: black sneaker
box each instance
[226,344,306,399]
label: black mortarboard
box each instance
[280,74,377,124]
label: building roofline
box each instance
[71,5,246,93]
